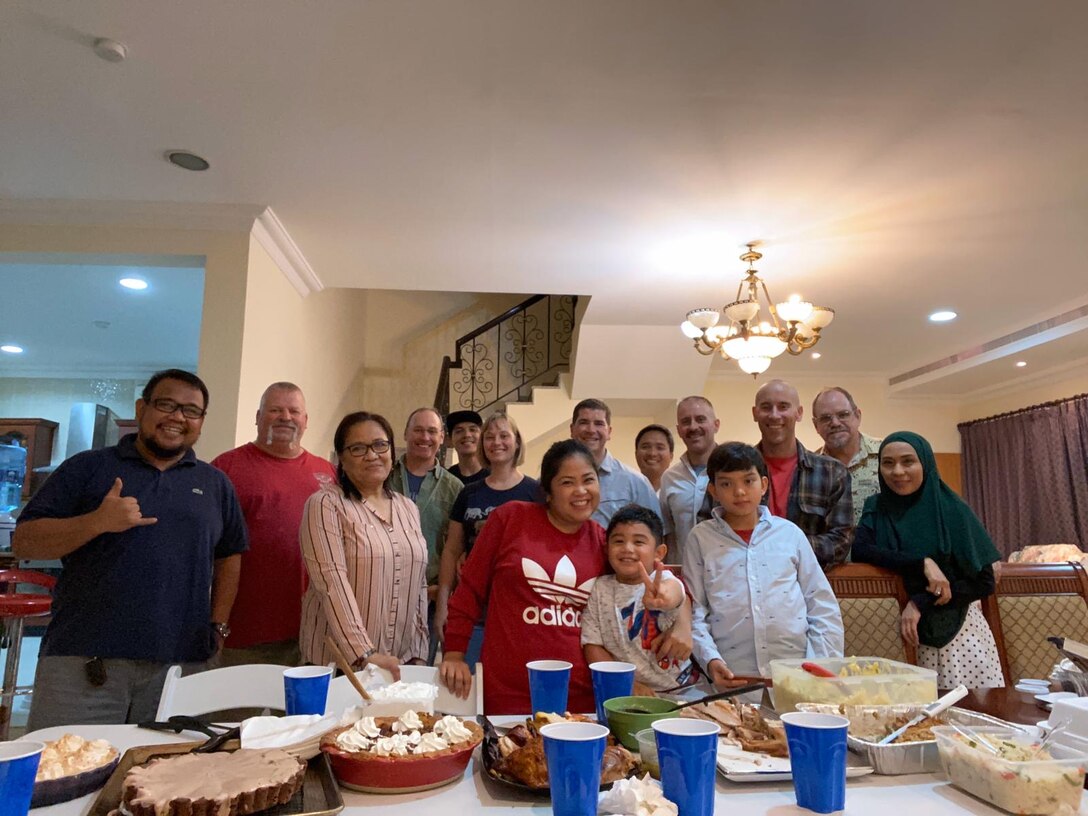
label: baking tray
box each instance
[86,739,343,816]
[797,704,1029,775]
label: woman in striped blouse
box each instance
[298,411,429,675]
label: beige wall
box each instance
[356,291,523,450]
[958,370,1088,423]
[0,222,249,457]
[702,375,963,452]
[230,236,371,460]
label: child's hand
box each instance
[640,560,680,610]
[708,659,734,689]
[632,681,658,697]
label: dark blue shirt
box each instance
[449,476,542,554]
[18,435,248,662]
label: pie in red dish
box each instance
[320,711,483,793]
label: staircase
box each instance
[433,294,578,420]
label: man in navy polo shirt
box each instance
[14,369,248,728]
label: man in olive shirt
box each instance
[389,407,463,590]
[812,386,882,525]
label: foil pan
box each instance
[796,704,1030,775]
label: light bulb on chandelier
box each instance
[679,242,835,377]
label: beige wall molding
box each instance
[251,207,324,297]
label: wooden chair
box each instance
[825,563,917,665]
[981,561,1088,686]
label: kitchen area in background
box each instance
[0,252,205,733]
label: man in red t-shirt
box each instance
[211,382,336,666]
[751,379,853,568]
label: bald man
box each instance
[752,379,853,567]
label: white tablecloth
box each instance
[21,722,1068,816]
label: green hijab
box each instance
[859,431,1000,649]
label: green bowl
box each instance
[603,696,680,750]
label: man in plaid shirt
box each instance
[752,379,853,567]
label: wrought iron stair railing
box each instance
[434,294,577,418]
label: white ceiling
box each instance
[1,0,1086,395]
[0,256,204,377]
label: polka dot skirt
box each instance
[918,601,1005,689]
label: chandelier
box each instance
[680,243,835,376]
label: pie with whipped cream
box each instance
[35,734,119,781]
[115,749,306,816]
[322,711,483,759]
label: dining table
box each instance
[22,685,1071,816]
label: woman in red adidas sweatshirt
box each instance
[440,439,608,714]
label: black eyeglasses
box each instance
[814,410,855,426]
[344,440,391,458]
[149,398,206,420]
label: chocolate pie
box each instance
[116,749,306,816]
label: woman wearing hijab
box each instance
[851,431,1004,688]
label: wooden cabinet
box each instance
[0,418,59,498]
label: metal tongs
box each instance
[137,714,240,753]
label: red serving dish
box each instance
[321,736,481,794]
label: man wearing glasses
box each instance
[211,382,336,668]
[812,386,882,526]
[13,369,248,728]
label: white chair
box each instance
[155,664,289,719]
[325,663,484,718]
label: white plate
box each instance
[716,742,874,783]
[1036,691,1078,710]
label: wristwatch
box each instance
[351,647,377,669]
[212,621,231,639]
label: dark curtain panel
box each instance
[960,394,1088,557]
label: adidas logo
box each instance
[521,556,596,627]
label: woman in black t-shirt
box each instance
[433,411,539,648]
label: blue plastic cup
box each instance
[283,665,333,716]
[527,659,572,714]
[589,661,636,724]
[781,711,850,814]
[0,740,44,816]
[540,721,609,816]
[652,718,720,816]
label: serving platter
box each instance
[480,718,640,795]
[715,742,874,783]
[86,739,343,816]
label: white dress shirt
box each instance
[658,454,709,563]
[685,506,844,677]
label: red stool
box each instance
[0,569,55,740]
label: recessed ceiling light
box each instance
[928,310,958,322]
[1015,361,1027,368]
[166,150,210,172]
[119,277,148,290]
[1,345,24,354]
[811,352,821,359]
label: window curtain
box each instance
[959,393,1088,557]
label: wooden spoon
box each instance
[324,634,373,701]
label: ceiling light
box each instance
[93,37,128,63]
[680,243,835,377]
[166,151,210,172]
[119,277,148,290]
[928,310,957,322]
[1,345,24,354]
[811,352,821,359]
[1015,361,1027,368]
